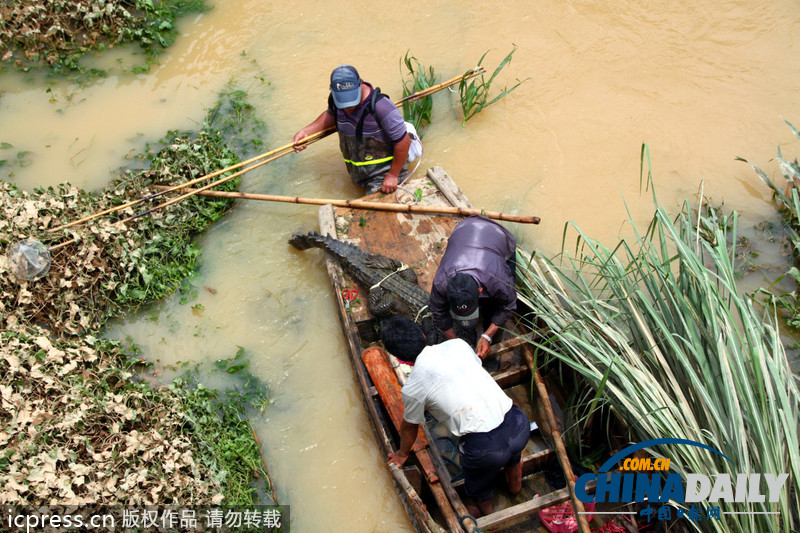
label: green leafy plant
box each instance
[401,52,436,135]
[459,45,527,125]
[206,87,268,157]
[0,142,34,179]
[738,119,800,327]
[0,0,210,81]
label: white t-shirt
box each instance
[401,338,512,437]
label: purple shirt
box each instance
[430,216,517,331]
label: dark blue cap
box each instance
[330,65,362,108]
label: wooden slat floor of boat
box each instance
[477,480,598,531]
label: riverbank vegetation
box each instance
[0,0,209,78]
[516,135,800,532]
[0,88,273,506]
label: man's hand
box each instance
[292,130,309,152]
[381,173,398,194]
[389,420,419,467]
[387,450,409,467]
[477,324,499,359]
[293,111,335,152]
[382,133,411,194]
[476,336,491,359]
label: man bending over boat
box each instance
[292,64,411,195]
[382,315,529,517]
[429,215,517,359]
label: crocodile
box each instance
[289,231,444,344]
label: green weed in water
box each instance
[459,46,528,125]
[176,345,273,504]
[109,127,241,312]
[0,142,34,180]
[206,86,269,157]
[401,52,436,136]
[738,119,800,329]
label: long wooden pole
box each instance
[47,68,486,237]
[521,344,591,533]
[152,185,541,224]
[45,68,489,254]
[125,68,487,223]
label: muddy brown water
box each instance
[2,1,800,531]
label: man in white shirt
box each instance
[382,315,530,517]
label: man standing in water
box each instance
[382,315,530,517]
[292,65,411,195]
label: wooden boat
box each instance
[312,167,593,532]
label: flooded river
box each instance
[2,1,800,531]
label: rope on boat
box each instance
[370,263,410,290]
[435,436,464,482]
[414,304,432,324]
[459,514,481,532]
[394,149,423,206]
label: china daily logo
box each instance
[575,439,790,522]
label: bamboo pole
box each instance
[521,344,591,533]
[47,67,485,239]
[48,147,296,252]
[152,185,541,224]
[125,68,487,224]
[42,68,489,256]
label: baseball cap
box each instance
[447,273,479,328]
[330,65,362,108]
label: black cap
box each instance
[447,273,479,328]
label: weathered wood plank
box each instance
[476,480,597,530]
[450,447,555,490]
[427,167,473,209]
[491,366,531,389]
[490,333,535,357]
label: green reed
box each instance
[401,51,436,135]
[459,46,527,125]
[515,144,800,532]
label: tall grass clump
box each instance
[515,147,800,532]
[458,46,527,125]
[738,118,800,328]
[400,52,436,135]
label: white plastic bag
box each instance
[405,121,423,162]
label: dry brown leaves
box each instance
[0,325,223,505]
[0,153,235,505]
[0,181,138,335]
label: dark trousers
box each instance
[459,405,530,502]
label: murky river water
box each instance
[2,1,800,531]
